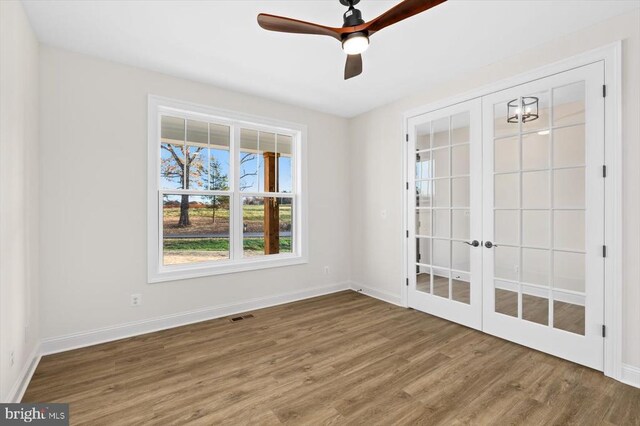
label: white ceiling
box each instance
[22,0,639,118]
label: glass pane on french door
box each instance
[408,99,482,330]
[482,62,604,370]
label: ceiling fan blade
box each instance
[257,14,343,40]
[365,0,446,34]
[344,54,363,80]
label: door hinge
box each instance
[603,165,607,178]
[406,134,409,142]
[406,278,409,287]
[406,230,409,238]
[603,245,607,257]
[602,85,607,98]
[406,182,409,190]
[602,325,606,338]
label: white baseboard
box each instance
[5,344,41,403]
[620,363,640,389]
[349,281,403,306]
[41,281,350,356]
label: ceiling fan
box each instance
[257,0,447,80]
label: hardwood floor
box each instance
[23,291,639,425]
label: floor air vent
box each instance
[229,314,254,323]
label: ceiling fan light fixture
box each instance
[342,32,369,55]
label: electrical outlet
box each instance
[131,294,142,307]
[323,266,330,275]
[10,351,14,367]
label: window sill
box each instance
[148,254,308,283]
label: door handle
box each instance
[465,240,480,247]
[484,241,498,248]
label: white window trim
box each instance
[147,95,308,283]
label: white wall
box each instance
[38,47,350,339]
[349,9,640,368]
[0,0,40,402]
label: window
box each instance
[148,96,307,282]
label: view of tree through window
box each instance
[158,114,296,267]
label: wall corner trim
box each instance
[40,282,350,356]
[5,345,41,403]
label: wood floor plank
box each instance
[22,291,640,425]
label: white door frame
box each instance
[401,42,622,381]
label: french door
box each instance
[407,99,483,330]
[407,62,605,370]
[482,62,604,370]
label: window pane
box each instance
[432,179,449,207]
[416,181,431,208]
[451,241,470,272]
[163,195,230,265]
[432,148,449,178]
[433,209,449,238]
[416,151,431,180]
[553,81,585,127]
[522,171,550,209]
[554,210,584,251]
[277,134,293,193]
[259,132,277,192]
[417,237,431,265]
[186,145,207,190]
[433,268,449,298]
[522,293,549,326]
[494,100,516,139]
[160,142,185,189]
[242,197,293,257]
[495,245,519,281]
[554,300,585,335]
[451,112,470,145]
[522,210,549,248]
[553,125,585,168]
[161,116,185,142]
[416,209,432,236]
[521,91,549,134]
[451,144,469,175]
[522,131,549,170]
[240,129,259,192]
[433,239,450,268]
[451,210,469,240]
[416,265,431,293]
[494,136,519,173]
[554,168,585,209]
[432,117,449,147]
[553,251,585,292]
[452,273,470,304]
[160,116,185,189]
[494,173,519,209]
[209,124,230,190]
[495,210,519,245]
[416,122,431,151]
[451,177,469,208]
[522,248,549,286]
[185,120,209,191]
[495,287,518,317]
